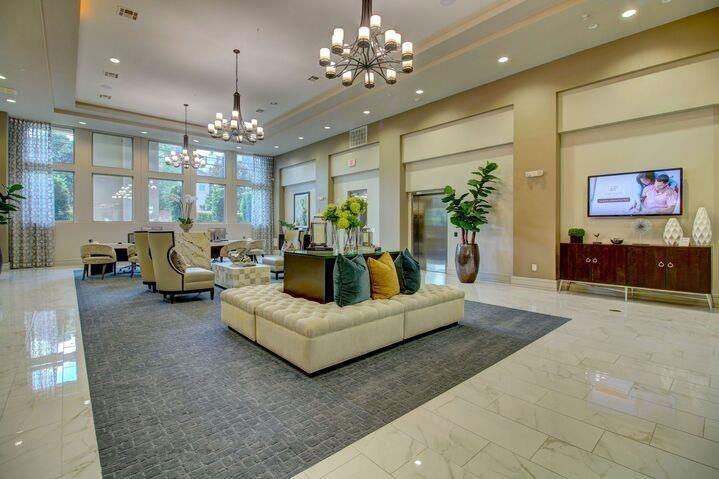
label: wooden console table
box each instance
[559,243,713,309]
[284,250,399,303]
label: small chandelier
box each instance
[208,49,264,144]
[166,104,206,170]
[319,0,413,89]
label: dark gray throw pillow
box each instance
[394,249,421,294]
[333,254,371,307]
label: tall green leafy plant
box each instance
[441,162,498,245]
[0,184,25,224]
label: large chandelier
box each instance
[319,0,413,88]
[208,49,264,144]
[166,104,206,169]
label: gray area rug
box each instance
[74,273,569,479]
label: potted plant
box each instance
[442,162,498,283]
[568,228,586,244]
[0,183,25,275]
[178,195,195,232]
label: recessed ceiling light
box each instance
[661,0,671,3]
[78,121,87,125]
[414,460,422,465]
[439,0,455,5]
[236,146,242,149]
[274,145,279,149]
[193,139,199,143]
[109,57,121,64]
[324,126,331,130]
[621,9,636,18]
[588,23,598,30]
[298,136,304,140]
[6,98,16,103]
[0,74,6,80]
[140,131,147,134]
[498,56,509,63]
[415,89,424,95]
[363,110,371,115]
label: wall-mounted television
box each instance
[588,168,682,217]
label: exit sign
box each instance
[347,158,356,167]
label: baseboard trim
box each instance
[510,276,559,291]
[54,259,83,267]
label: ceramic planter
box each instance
[455,243,479,283]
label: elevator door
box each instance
[412,193,447,273]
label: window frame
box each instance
[235,185,253,225]
[92,132,134,170]
[91,172,135,223]
[52,169,75,223]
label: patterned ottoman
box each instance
[212,263,270,289]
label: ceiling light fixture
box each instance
[166,104,206,169]
[622,9,637,18]
[193,139,199,143]
[274,145,279,149]
[498,56,509,63]
[6,98,16,103]
[415,89,424,94]
[319,0,413,89]
[324,126,331,130]
[141,131,147,134]
[363,110,371,115]
[78,121,87,125]
[0,74,6,80]
[109,57,120,64]
[208,49,264,144]
[298,136,304,140]
[588,23,598,30]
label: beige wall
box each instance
[0,111,7,268]
[561,107,719,294]
[275,9,719,282]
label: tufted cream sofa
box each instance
[221,283,464,373]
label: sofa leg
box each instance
[210,289,215,300]
[101,264,106,280]
[170,294,175,304]
[130,265,135,278]
[152,284,157,293]
[82,265,87,280]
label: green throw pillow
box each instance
[333,254,371,307]
[394,249,421,294]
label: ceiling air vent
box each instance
[99,94,112,100]
[117,6,138,20]
[255,108,265,113]
[307,75,319,82]
[103,71,119,79]
[349,125,367,149]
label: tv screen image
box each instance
[587,168,682,217]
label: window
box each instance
[236,186,252,223]
[236,155,252,181]
[149,179,183,222]
[50,127,74,164]
[93,133,133,169]
[196,149,226,178]
[93,174,133,221]
[53,171,74,221]
[148,141,182,174]
[195,183,225,223]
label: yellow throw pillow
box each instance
[367,252,400,299]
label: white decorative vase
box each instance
[663,218,683,246]
[692,207,712,246]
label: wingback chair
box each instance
[133,231,156,291]
[219,240,249,262]
[80,244,116,280]
[147,231,215,303]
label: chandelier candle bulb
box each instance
[325,65,336,78]
[332,28,344,54]
[384,29,397,50]
[342,47,351,57]
[230,119,238,129]
[386,68,397,84]
[402,60,413,73]
[396,32,402,48]
[342,71,353,86]
[256,127,264,139]
[370,14,381,31]
[402,42,413,60]
[216,112,223,120]
[364,71,375,88]
[358,26,370,48]
[319,48,331,66]
[251,119,258,128]
[232,110,239,120]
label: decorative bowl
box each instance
[610,238,624,245]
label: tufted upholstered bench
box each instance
[221,283,465,373]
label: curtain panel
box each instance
[249,155,274,253]
[8,118,55,268]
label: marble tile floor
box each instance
[2,267,719,478]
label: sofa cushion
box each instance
[221,283,288,313]
[333,254,371,307]
[394,249,421,294]
[367,252,401,300]
[255,296,404,338]
[392,284,465,311]
[170,249,188,273]
[184,267,214,283]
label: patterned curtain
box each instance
[8,118,54,268]
[249,155,274,252]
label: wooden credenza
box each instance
[559,243,713,308]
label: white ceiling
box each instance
[1,0,718,156]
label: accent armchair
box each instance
[134,231,156,291]
[80,244,116,280]
[247,239,265,261]
[148,231,215,303]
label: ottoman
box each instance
[260,255,284,279]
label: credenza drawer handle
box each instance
[592,258,598,263]
[667,262,674,268]
[586,258,591,263]
[658,262,665,268]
